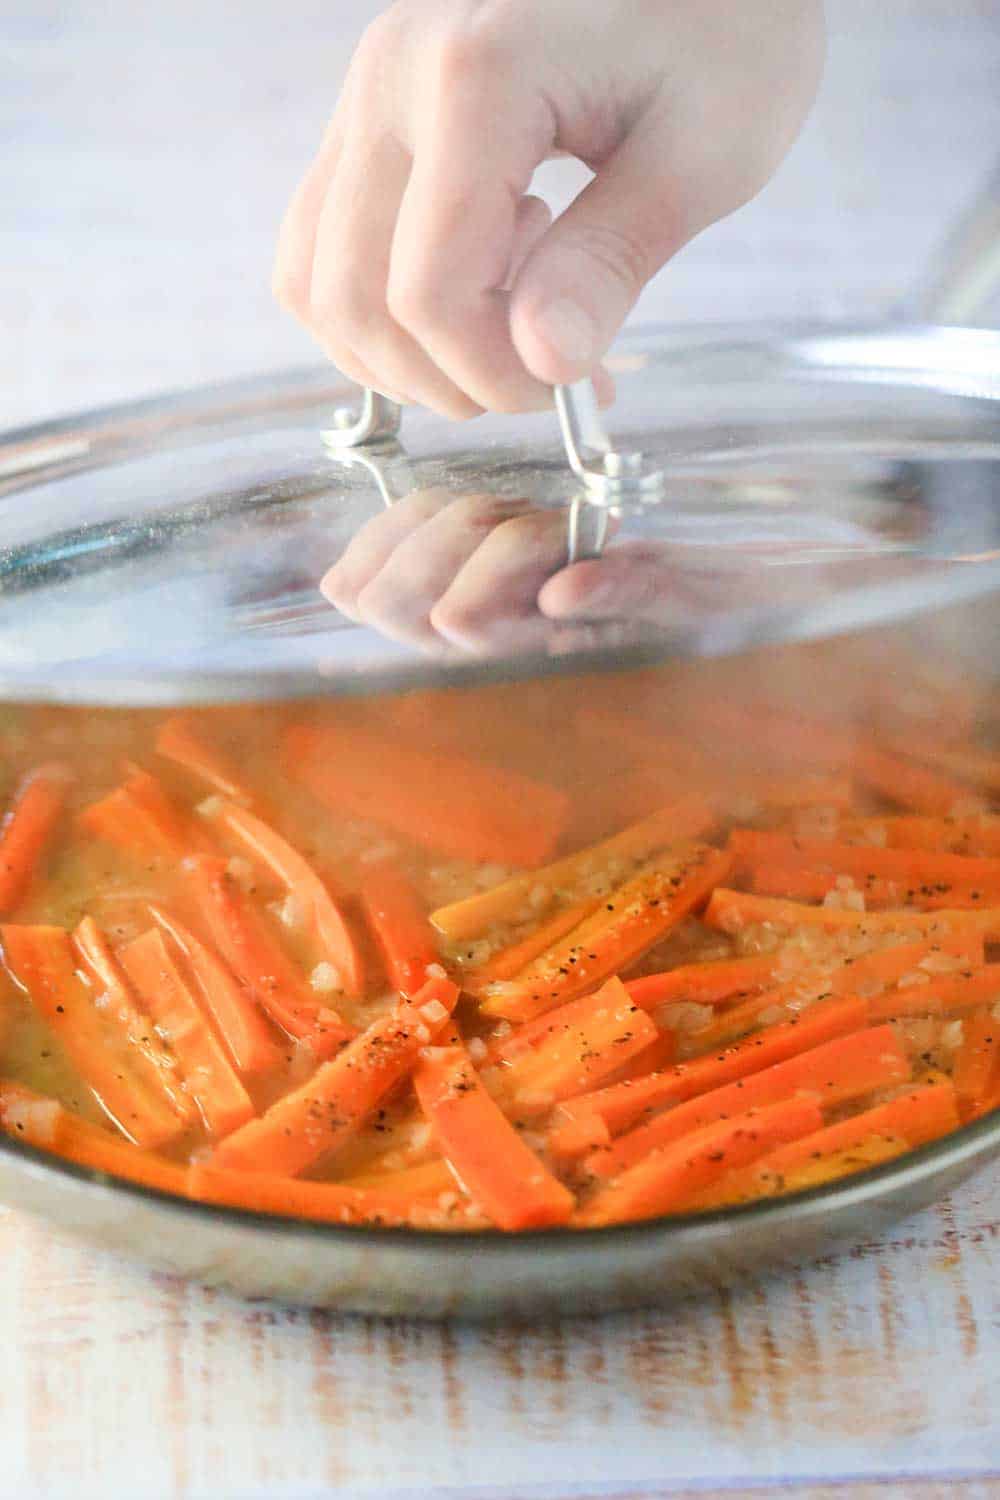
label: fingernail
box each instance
[535,298,597,367]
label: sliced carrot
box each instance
[1,924,188,1148]
[624,953,786,1011]
[952,1009,1000,1117]
[413,1039,575,1230]
[837,815,1000,858]
[731,829,1000,893]
[148,906,283,1077]
[430,793,714,942]
[78,769,212,861]
[181,855,353,1058]
[577,1097,824,1226]
[209,975,459,1176]
[480,844,734,1023]
[286,720,570,868]
[703,889,1000,942]
[585,1023,910,1179]
[869,964,1000,1023]
[187,1161,486,1230]
[496,977,660,1111]
[852,744,982,816]
[461,897,603,991]
[359,865,442,998]
[0,1079,187,1195]
[117,928,255,1138]
[750,864,1000,912]
[699,1080,962,1205]
[555,993,870,1142]
[201,797,364,996]
[156,714,256,804]
[0,763,73,914]
[339,1157,457,1203]
[894,738,1000,797]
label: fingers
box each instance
[309,120,482,420]
[537,545,736,629]
[430,507,572,653]
[508,119,689,387]
[321,487,456,620]
[387,38,560,413]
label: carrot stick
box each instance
[201,797,364,995]
[181,855,353,1058]
[339,1157,457,1203]
[117,928,255,1138]
[577,1097,824,1226]
[749,864,1000,913]
[413,1039,575,1230]
[480,844,734,1023]
[0,1079,187,1196]
[837,815,1000,858]
[285,720,570,869]
[624,953,788,1012]
[461,897,603,991]
[496,977,661,1111]
[703,889,1000,942]
[72,915,198,1127]
[698,1080,962,1206]
[359,866,442,998]
[852,745,981,817]
[155,714,256,804]
[585,1024,910,1180]
[1,924,188,1148]
[731,829,1000,892]
[952,1010,1000,1117]
[78,769,212,860]
[148,907,283,1077]
[555,993,870,1142]
[187,1161,487,1230]
[869,964,1000,1022]
[430,793,715,942]
[0,763,73,914]
[209,975,459,1176]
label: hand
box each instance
[274,0,825,417]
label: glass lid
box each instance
[1,321,999,706]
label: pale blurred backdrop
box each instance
[3,0,999,427]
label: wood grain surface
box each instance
[0,1160,997,1499]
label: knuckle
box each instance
[566,221,653,298]
[386,268,445,335]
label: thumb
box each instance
[508,128,688,386]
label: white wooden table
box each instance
[2,2,1000,1495]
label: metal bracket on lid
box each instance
[320,391,413,507]
[555,379,665,562]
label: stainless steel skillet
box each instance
[0,170,998,1318]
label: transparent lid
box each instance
[2,322,999,706]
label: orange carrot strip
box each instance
[556,993,870,1142]
[480,844,734,1023]
[0,763,73,914]
[586,1024,910,1179]
[698,1080,963,1207]
[117,928,255,1138]
[181,855,352,1058]
[286,720,570,868]
[0,1079,187,1195]
[187,1161,486,1230]
[339,1157,457,1203]
[1,925,187,1148]
[497,977,660,1110]
[78,769,212,860]
[148,907,283,1077]
[156,714,256,804]
[462,898,603,991]
[430,793,714,941]
[750,864,1000,912]
[704,889,1000,941]
[731,829,1000,891]
[852,744,982,816]
[838,815,1000,858]
[577,1097,824,1226]
[414,1039,575,1230]
[952,1010,1000,1117]
[869,964,1000,1022]
[624,953,786,1012]
[201,798,364,996]
[210,976,459,1176]
[72,916,197,1127]
[360,866,442,998]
